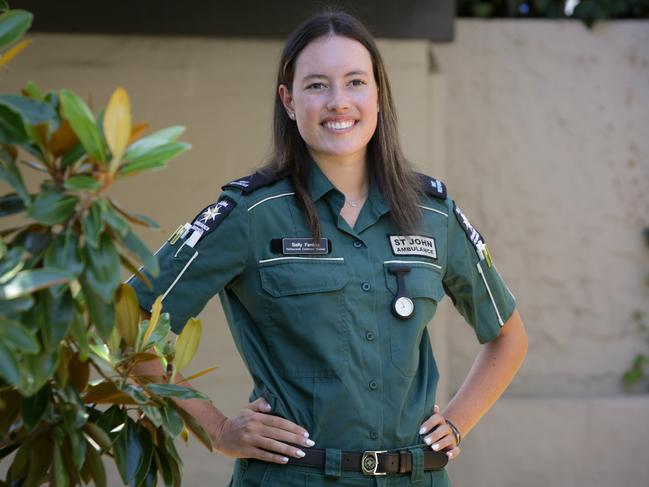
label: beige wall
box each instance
[2,18,648,487]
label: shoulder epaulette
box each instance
[221,170,283,195]
[416,173,447,200]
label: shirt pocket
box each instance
[383,260,445,377]
[258,257,349,378]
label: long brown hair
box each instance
[261,9,424,239]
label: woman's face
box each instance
[279,35,379,166]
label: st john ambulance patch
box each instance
[185,196,236,246]
[389,235,437,259]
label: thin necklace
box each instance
[345,193,368,208]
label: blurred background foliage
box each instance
[457,0,649,27]
[0,2,214,486]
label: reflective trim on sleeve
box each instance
[247,192,295,212]
[417,205,448,217]
[476,261,504,326]
[161,250,199,303]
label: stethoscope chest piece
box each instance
[388,266,415,320]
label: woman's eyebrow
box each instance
[301,70,369,82]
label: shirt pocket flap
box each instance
[383,261,445,301]
[259,258,347,297]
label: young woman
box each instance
[132,9,528,487]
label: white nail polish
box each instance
[281,457,289,463]
[303,431,310,438]
[305,439,315,447]
[419,426,427,435]
[296,450,306,458]
[424,437,432,445]
[432,443,440,451]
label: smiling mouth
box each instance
[321,120,358,131]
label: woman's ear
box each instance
[278,84,295,117]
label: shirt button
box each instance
[353,241,363,248]
[361,282,371,292]
[369,430,378,440]
[369,380,378,390]
[365,331,375,341]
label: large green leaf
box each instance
[0,94,56,125]
[114,417,146,487]
[124,126,185,161]
[27,190,78,225]
[0,342,19,384]
[0,9,32,50]
[121,227,159,276]
[20,348,59,396]
[0,267,73,300]
[63,174,102,192]
[82,199,105,248]
[43,231,84,278]
[160,402,184,437]
[120,142,190,175]
[59,89,107,163]
[68,311,90,360]
[96,405,126,441]
[145,383,209,401]
[0,294,33,315]
[83,441,106,487]
[0,148,30,204]
[41,290,74,350]
[83,233,120,303]
[0,317,39,353]
[144,311,170,350]
[174,403,213,451]
[81,275,115,340]
[0,104,29,144]
[101,200,128,236]
[53,442,70,487]
[134,423,154,487]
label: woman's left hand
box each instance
[418,405,461,460]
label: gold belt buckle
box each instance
[361,450,387,476]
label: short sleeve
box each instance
[128,192,250,334]
[442,199,516,344]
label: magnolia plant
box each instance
[0,3,215,486]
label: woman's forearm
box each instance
[441,309,528,439]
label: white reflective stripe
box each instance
[476,261,504,326]
[418,205,448,217]
[258,256,344,264]
[161,250,199,302]
[124,241,168,284]
[248,192,295,211]
[384,259,442,270]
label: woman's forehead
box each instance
[294,35,373,78]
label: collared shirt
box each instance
[130,159,516,452]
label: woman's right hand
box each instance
[212,397,316,464]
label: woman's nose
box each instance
[326,86,350,112]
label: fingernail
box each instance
[281,457,289,463]
[263,403,271,411]
[424,436,432,445]
[296,450,306,458]
[419,426,427,435]
[303,431,310,438]
[447,451,453,458]
[432,443,440,451]
[305,439,315,447]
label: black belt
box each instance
[286,447,449,476]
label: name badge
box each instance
[274,238,330,255]
[389,235,437,259]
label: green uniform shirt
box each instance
[130,159,516,485]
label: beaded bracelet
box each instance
[445,418,462,447]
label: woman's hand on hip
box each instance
[212,397,315,464]
[419,404,461,460]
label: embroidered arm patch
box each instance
[453,202,493,266]
[168,196,237,248]
[417,173,447,200]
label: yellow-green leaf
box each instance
[0,38,30,69]
[173,318,201,376]
[177,365,218,385]
[104,86,131,170]
[142,295,162,346]
[115,283,139,347]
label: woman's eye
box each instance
[350,79,366,87]
[306,83,326,90]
